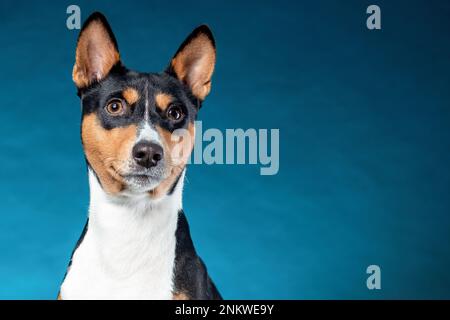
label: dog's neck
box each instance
[87,168,184,233]
[61,169,184,299]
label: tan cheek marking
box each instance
[172,292,190,300]
[155,93,173,111]
[82,113,137,194]
[150,123,195,199]
[123,87,139,105]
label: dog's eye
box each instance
[105,99,124,115]
[166,104,185,122]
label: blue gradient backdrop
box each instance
[0,0,449,299]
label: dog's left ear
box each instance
[167,25,216,101]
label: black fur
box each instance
[173,210,222,300]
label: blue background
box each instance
[0,0,449,299]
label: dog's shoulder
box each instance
[173,210,222,300]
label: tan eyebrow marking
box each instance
[122,87,139,105]
[155,93,173,111]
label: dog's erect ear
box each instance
[73,12,120,88]
[167,25,216,101]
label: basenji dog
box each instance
[59,12,221,300]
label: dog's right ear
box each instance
[73,12,120,89]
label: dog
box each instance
[59,12,221,300]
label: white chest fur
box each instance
[60,170,183,300]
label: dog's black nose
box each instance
[132,141,164,168]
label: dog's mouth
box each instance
[123,173,159,179]
[121,168,168,192]
[107,163,166,192]
[123,173,161,184]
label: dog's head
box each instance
[73,12,215,198]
